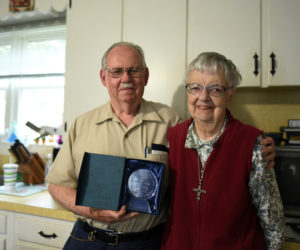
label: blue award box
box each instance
[76,152,165,215]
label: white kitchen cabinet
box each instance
[64,0,187,127]
[0,210,73,250]
[0,238,5,250]
[0,213,6,250]
[123,0,187,117]
[0,213,6,234]
[261,0,300,87]
[0,211,14,250]
[188,0,261,87]
[63,0,300,128]
[64,0,122,129]
[15,214,73,250]
[16,242,61,250]
[188,0,300,87]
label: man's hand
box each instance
[48,183,138,224]
[89,205,138,224]
[261,136,276,169]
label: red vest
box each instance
[162,110,265,250]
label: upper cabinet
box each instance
[64,0,187,127]
[261,0,300,87]
[188,0,261,87]
[188,0,300,87]
[123,0,186,117]
[64,0,122,128]
[63,0,300,128]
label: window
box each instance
[0,24,66,144]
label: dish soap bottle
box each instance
[44,153,52,185]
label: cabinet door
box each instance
[0,210,14,250]
[64,0,122,128]
[17,241,60,250]
[188,0,261,87]
[0,214,6,250]
[0,214,6,234]
[123,0,187,118]
[15,214,73,249]
[0,238,5,250]
[262,0,300,86]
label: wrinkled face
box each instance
[100,45,149,105]
[187,69,234,124]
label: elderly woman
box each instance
[162,52,284,250]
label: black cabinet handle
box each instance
[38,231,58,239]
[270,52,276,76]
[253,53,259,76]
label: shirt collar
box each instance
[185,116,227,149]
[95,99,162,125]
[95,101,114,124]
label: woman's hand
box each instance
[261,136,276,169]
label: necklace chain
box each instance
[191,119,227,201]
[193,155,206,201]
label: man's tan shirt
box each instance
[47,99,181,233]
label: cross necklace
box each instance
[193,156,206,201]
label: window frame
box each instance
[0,24,66,143]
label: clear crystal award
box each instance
[123,159,164,215]
[128,169,158,199]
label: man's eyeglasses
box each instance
[105,67,144,78]
[185,83,232,97]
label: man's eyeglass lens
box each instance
[106,68,143,78]
[185,84,229,97]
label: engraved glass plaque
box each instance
[128,169,158,199]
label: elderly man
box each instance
[47,42,276,250]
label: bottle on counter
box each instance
[44,153,52,185]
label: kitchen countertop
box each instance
[0,188,76,221]
[1,187,299,249]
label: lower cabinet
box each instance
[1,209,299,249]
[0,210,74,250]
[16,242,64,250]
[0,238,5,250]
[0,210,13,250]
